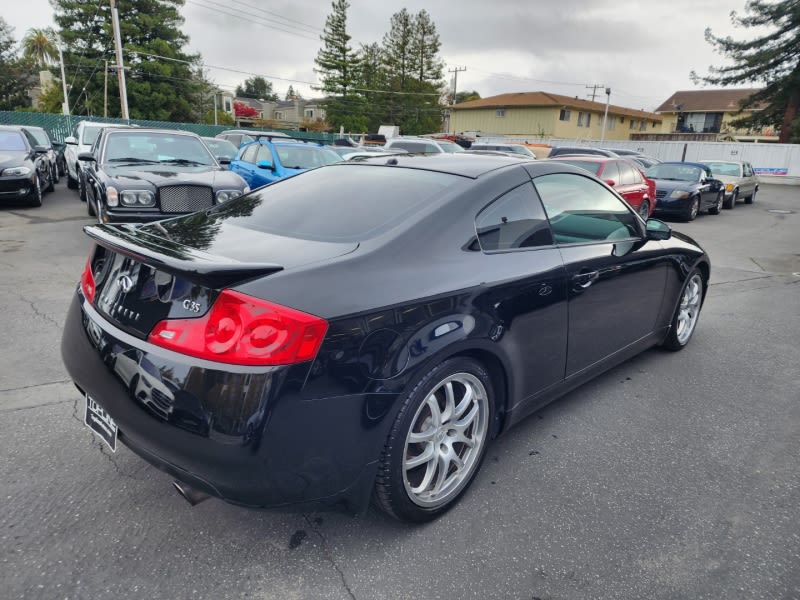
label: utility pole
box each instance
[57,42,70,116]
[448,66,467,105]
[600,87,611,143]
[104,61,108,118]
[586,83,604,103]
[110,0,129,120]
[213,93,218,125]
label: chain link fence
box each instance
[0,111,336,144]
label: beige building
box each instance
[653,88,777,142]
[449,91,662,141]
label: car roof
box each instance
[698,159,740,164]
[104,128,200,137]
[331,152,575,179]
[658,161,708,168]
[545,155,613,162]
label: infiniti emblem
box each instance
[118,274,135,293]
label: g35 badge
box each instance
[183,299,201,313]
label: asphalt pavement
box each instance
[1,180,798,600]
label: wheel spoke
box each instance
[408,426,437,444]
[453,403,479,434]
[409,454,438,495]
[425,394,442,428]
[453,384,474,419]
[431,453,450,495]
[441,381,456,422]
[405,443,435,470]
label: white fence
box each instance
[491,135,800,185]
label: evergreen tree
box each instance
[51,0,201,121]
[694,0,800,142]
[285,85,295,100]
[235,76,277,101]
[381,8,415,126]
[357,42,388,131]
[0,17,33,111]
[314,0,367,131]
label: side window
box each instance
[617,161,638,185]
[601,161,620,185]
[240,145,259,163]
[475,182,553,251]
[255,144,273,164]
[744,163,754,177]
[23,130,38,149]
[533,173,640,245]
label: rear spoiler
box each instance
[85,224,283,289]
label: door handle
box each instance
[572,271,599,291]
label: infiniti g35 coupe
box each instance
[62,154,709,522]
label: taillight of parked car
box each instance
[80,256,96,304]
[148,289,328,366]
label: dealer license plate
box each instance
[85,395,118,452]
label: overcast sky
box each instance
[3,0,761,112]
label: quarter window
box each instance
[533,173,640,244]
[617,161,639,185]
[240,144,259,163]
[475,183,553,251]
[255,144,273,164]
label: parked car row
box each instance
[0,124,58,207]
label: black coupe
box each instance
[646,161,725,221]
[79,128,249,222]
[62,154,709,522]
[0,125,53,207]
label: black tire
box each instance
[661,269,705,351]
[684,197,699,221]
[708,192,723,215]
[28,176,43,207]
[78,172,87,202]
[637,200,650,220]
[373,356,494,522]
[745,187,757,204]
[52,163,60,185]
[724,189,737,209]
[87,192,97,217]
[45,167,55,193]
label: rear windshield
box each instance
[552,159,603,176]
[209,164,464,242]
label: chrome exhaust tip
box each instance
[172,480,211,506]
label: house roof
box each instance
[452,91,662,121]
[234,97,272,109]
[655,88,765,113]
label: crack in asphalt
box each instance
[750,257,766,272]
[303,513,357,600]
[0,398,73,413]
[709,273,773,287]
[18,294,63,329]
[6,211,91,225]
[0,379,71,393]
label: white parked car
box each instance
[469,143,537,158]
[64,121,133,201]
[698,160,759,208]
[383,136,465,154]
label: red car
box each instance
[545,155,656,219]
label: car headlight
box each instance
[725,183,735,192]
[2,166,31,177]
[216,189,245,202]
[670,190,690,199]
[120,190,155,207]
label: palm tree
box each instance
[22,28,58,67]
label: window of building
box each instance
[496,109,505,118]
[559,109,571,121]
[629,119,637,130]
[577,112,591,127]
[603,116,615,131]
[639,120,647,131]
[275,111,284,120]
[305,109,314,118]
[475,183,553,251]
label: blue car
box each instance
[230,138,341,189]
[645,161,724,222]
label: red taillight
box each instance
[81,257,96,304]
[148,289,328,366]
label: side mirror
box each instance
[217,157,231,165]
[34,145,49,154]
[257,160,274,170]
[603,179,616,187]
[645,218,671,241]
[78,152,95,162]
[64,136,77,145]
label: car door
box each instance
[698,166,718,207]
[741,162,757,197]
[532,172,668,377]
[616,160,647,211]
[251,143,278,188]
[230,144,259,186]
[474,180,568,405]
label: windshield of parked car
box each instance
[81,125,103,145]
[436,141,465,153]
[104,132,217,165]
[273,144,342,169]
[203,138,238,159]
[208,165,464,242]
[26,129,50,146]
[702,162,742,177]
[645,163,703,182]
[0,131,26,151]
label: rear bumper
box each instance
[61,292,391,512]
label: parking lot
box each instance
[1,182,798,599]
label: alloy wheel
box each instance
[402,372,489,508]
[638,200,650,220]
[676,273,702,345]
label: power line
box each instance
[186,0,320,42]
[223,0,324,34]
[586,83,605,102]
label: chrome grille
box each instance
[655,190,667,199]
[159,185,213,213]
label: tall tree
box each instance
[51,0,202,121]
[693,0,800,142]
[314,0,367,131]
[0,17,33,111]
[22,28,59,67]
[235,76,277,101]
[357,42,388,131]
[285,84,295,100]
